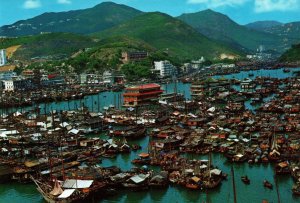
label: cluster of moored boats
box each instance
[0,67,300,202]
[0,84,123,109]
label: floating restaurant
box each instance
[123,83,163,107]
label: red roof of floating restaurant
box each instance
[124,90,163,97]
[126,83,161,90]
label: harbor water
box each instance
[0,67,300,203]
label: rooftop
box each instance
[126,83,161,90]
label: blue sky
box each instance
[0,0,300,26]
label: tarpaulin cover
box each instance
[63,179,93,189]
[58,189,75,199]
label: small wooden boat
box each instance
[131,153,151,165]
[131,144,141,151]
[0,165,13,183]
[203,177,222,189]
[186,183,200,190]
[241,176,250,184]
[292,182,300,195]
[263,180,273,189]
[275,161,290,175]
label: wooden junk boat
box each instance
[131,153,151,165]
[109,126,146,139]
[263,180,273,189]
[185,176,201,190]
[241,176,250,184]
[275,161,290,175]
[31,176,106,203]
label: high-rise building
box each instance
[154,60,177,78]
[0,49,7,66]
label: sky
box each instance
[0,0,300,26]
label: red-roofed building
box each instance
[123,83,163,107]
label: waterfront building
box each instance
[181,63,193,73]
[22,69,35,79]
[0,49,7,66]
[0,71,17,80]
[123,83,163,107]
[13,79,33,90]
[154,60,177,78]
[1,80,14,91]
[80,74,87,84]
[86,74,101,84]
[43,75,65,86]
[191,57,205,69]
[121,51,148,63]
[103,71,125,85]
[80,73,101,84]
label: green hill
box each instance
[63,36,156,73]
[177,9,284,53]
[245,21,283,31]
[280,44,300,62]
[0,33,95,60]
[264,22,300,41]
[0,2,142,37]
[93,12,242,60]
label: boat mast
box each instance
[97,92,100,112]
[231,166,237,203]
[173,70,177,103]
[271,125,277,151]
[274,174,281,203]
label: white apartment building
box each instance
[154,60,177,77]
[2,80,14,91]
[0,49,7,66]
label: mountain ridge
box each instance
[177,10,286,53]
[245,21,283,31]
[0,2,143,37]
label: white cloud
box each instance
[254,0,299,13]
[23,0,41,9]
[57,0,72,4]
[187,0,248,8]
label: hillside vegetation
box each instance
[94,12,242,60]
[0,33,96,60]
[280,44,300,62]
[178,10,285,53]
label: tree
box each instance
[121,63,152,81]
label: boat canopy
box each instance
[278,162,288,168]
[210,169,222,176]
[130,174,150,184]
[63,179,93,189]
[139,153,150,158]
[207,107,216,112]
[58,189,75,199]
[191,176,201,183]
[200,165,208,169]
[68,129,79,135]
